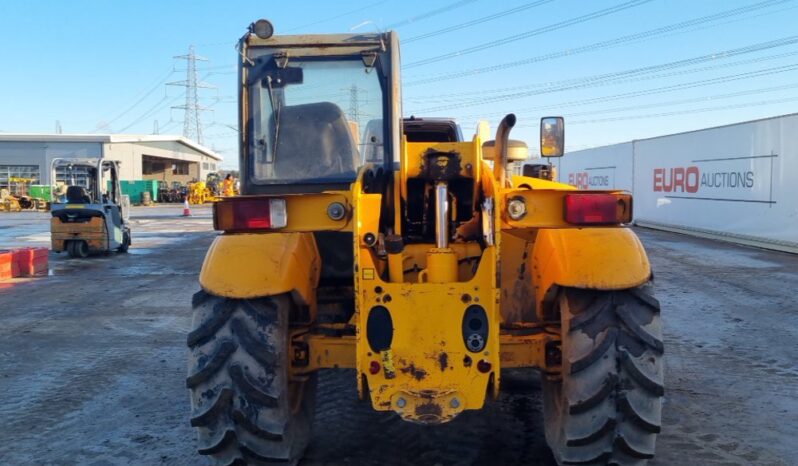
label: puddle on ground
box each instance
[127,248,156,255]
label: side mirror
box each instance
[482,139,529,161]
[540,116,564,157]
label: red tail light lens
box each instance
[369,360,381,375]
[237,199,271,229]
[214,198,287,231]
[564,193,632,225]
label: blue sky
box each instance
[1,0,796,168]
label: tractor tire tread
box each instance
[566,418,616,447]
[199,429,237,455]
[186,339,237,388]
[231,409,284,441]
[187,299,236,347]
[228,364,279,408]
[618,394,661,434]
[239,444,292,464]
[615,304,664,354]
[231,317,279,367]
[224,459,248,466]
[569,294,612,331]
[619,349,664,396]
[629,287,660,311]
[614,434,655,459]
[569,374,616,415]
[187,295,316,465]
[190,387,233,427]
[192,289,212,307]
[562,452,612,465]
[570,327,617,374]
[544,285,663,466]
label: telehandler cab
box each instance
[188,19,663,466]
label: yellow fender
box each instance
[199,232,320,306]
[531,228,651,316]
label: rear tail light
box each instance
[564,193,632,225]
[214,197,287,231]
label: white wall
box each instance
[103,141,221,181]
[0,139,221,186]
[0,141,103,185]
[555,142,634,192]
[558,114,798,253]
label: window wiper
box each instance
[265,76,281,161]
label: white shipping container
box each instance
[555,142,634,192]
[558,113,798,253]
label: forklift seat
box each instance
[66,186,92,204]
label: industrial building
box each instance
[0,133,223,191]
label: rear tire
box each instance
[67,240,89,258]
[543,284,663,465]
[187,292,317,465]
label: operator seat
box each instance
[66,186,92,204]
[272,102,359,180]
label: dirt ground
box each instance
[0,206,796,465]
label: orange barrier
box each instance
[0,250,11,281]
[0,247,48,280]
[12,247,48,276]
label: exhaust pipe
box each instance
[493,113,516,188]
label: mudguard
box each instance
[531,227,651,316]
[199,232,320,306]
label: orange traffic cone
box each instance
[183,198,192,217]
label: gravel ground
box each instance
[0,207,795,465]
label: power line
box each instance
[417,62,798,115]
[117,93,185,133]
[159,119,180,133]
[457,54,798,119]
[411,46,798,106]
[92,68,176,132]
[403,0,654,69]
[383,0,479,30]
[284,0,392,32]
[413,35,798,112]
[566,95,798,125]
[451,64,798,134]
[190,1,486,47]
[512,82,798,124]
[405,0,554,44]
[110,61,230,135]
[405,0,796,85]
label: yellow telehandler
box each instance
[187,19,663,466]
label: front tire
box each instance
[187,292,317,465]
[118,231,130,253]
[543,284,664,465]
